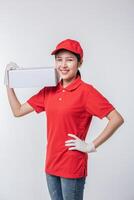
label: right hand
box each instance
[4,62,20,86]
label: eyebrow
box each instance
[55,56,74,58]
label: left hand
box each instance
[65,133,97,153]
[4,62,20,86]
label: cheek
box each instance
[66,61,73,68]
[66,61,78,70]
[55,62,59,68]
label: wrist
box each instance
[86,142,97,153]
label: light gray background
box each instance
[0,0,133,200]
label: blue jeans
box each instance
[46,173,86,200]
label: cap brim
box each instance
[51,48,80,57]
[51,49,58,55]
[51,48,67,55]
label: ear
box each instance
[80,59,83,65]
[78,59,83,68]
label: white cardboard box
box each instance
[8,67,59,88]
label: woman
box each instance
[5,39,124,200]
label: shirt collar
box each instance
[56,75,82,92]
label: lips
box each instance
[60,70,69,74]
[60,70,69,72]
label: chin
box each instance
[62,74,77,81]
[60,73,70,79]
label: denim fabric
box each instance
[46,173,86,200]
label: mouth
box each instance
[60,70,69,75]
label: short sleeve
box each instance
[27,87,45,113]
[86,85,115,119]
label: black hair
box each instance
[76,69,81,77]
[55,49,82,78]
[72,52,81,78]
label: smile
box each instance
[60,70,69,74]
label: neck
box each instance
[62,75,77,88]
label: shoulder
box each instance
[44,85,58,94]
[35,86,55,96]
[80,79,104,98]
[80,79,95,92]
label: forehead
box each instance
[55,50,76,58]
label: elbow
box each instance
[116,110,125,125]
[119,116,124,125]
[12,106,23,117]
[116,114,124,127]
[107,110,125,126]
[13,113,20,117]
[13,111,22,117]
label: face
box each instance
[55,50,81,82]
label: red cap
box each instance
[51,39,83,60]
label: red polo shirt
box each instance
[27,75,115,178]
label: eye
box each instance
[56,58,62,61]
[67,59,73,61]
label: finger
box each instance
[65,143,76,147]
[68,147,77,150]
[9,67,16,70]
[7,62,19,69]
[68,133,78,139]
[9,62,18,67]
[65,139,75,143]
[6,65,16,70]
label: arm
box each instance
[5,62,34,117]
[65,109,124,153]
[6,87,34,117]
[93,109,124,149]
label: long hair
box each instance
[76,69,81,78]
[73,52,81,78]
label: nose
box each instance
[60,60,68,68]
